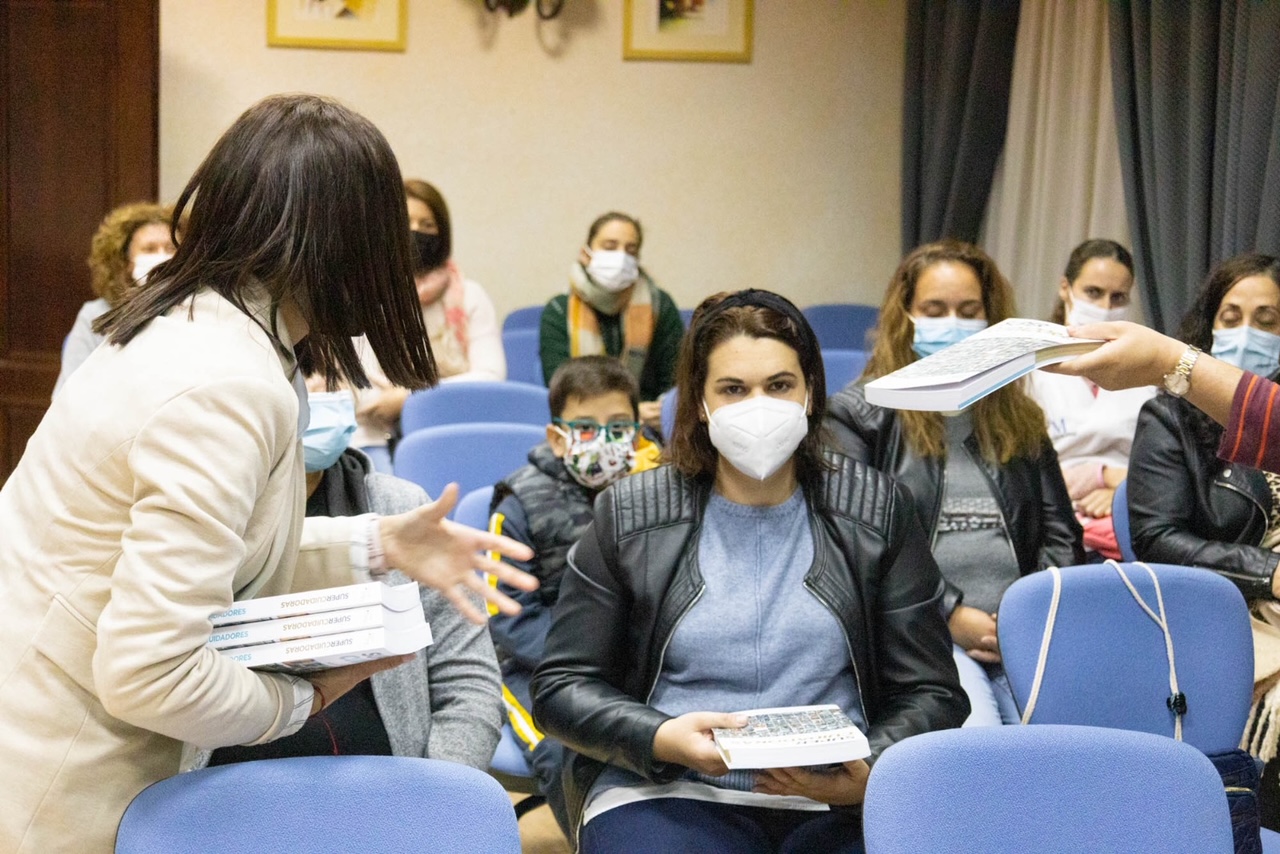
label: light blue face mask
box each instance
[1212,325,1280,377]
[911,315,988,358]
[302,391,358,473]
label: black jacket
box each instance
[1128,392,1280,600]
[530,455,969,834]
[824,384,1084,615]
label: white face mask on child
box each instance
[704,395,809,481]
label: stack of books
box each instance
[208,580,433,674]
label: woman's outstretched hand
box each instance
[378,483,536,624]
[653,711,748,777]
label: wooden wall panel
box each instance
[1,0,157,484]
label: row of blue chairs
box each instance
[502,301,880,356]
[116,561,1264,850]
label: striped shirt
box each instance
[1222,372,1280,474]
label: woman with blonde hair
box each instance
[54,201,176,394]
[826,239,1082,726]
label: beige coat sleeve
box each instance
[92,376,311,749]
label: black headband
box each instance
[695,288,808,331]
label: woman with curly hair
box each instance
[54,202,176,395]
[825,239,1082,726]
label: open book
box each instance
[208,580,432,674]
[711,705,870,770]
[864,319,1103,412]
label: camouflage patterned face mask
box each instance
[553,425,636,490]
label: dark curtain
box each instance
[1110,1,1280,334]
[901,0,1021,254]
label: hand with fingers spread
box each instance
[652,711,748,777]
[378,482,537,624]
[753,759,870,805]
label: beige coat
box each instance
[0,289,363,853]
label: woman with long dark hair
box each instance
[0,94,533,853]
[532,289,965,852]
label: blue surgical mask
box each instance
[302,391,357,473]
[1212,326,1280,377]
[911,316,988,358]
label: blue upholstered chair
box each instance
[863,724,1233,853]
[394,423,545,506]
[802,303,879,351]
[1112,478,1137,561]
[998,562,1278,851]
[115,755,520,853]
[453,485,496,531]
[821,348,868,396]
[400,381,550,434]
[502,329,545,387]
[998,562,1252,753]
[502,304,543,332]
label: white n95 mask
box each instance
[704,395,809,481]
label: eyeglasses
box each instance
[553,418,639,443]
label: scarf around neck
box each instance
[567,261,655,382]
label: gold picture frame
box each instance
[267,0,407,52]
[623,0,753,63]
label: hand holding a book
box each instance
[1050,321,1185,391]
[305,654,415,715]
[379,483,536,625]
[753,759,870,805]
[949,605,1000,663]
[653,711,748,776]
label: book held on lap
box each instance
[712,704,870,770]
[207,580,431,674]
[864,319,1104,412]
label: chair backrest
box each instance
[502,329,545,387]
[502,304,543,333]
[115,755,520,854]
[454,485,496,531]
[821,348,868,396]
[998,562,1254,754]
[679,307,694,328]
[394,422,545,503]
[863,724,1232,853]
[401,381,550,434]
[1113,478,1137,561]
[802,303,879,351]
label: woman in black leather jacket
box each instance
[1128,254,1280,602]
[825,240,1082,727]
[532,289,967,853]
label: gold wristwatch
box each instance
[1162,345,1201,397]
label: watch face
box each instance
[1165,373,1190,396]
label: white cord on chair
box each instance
[1106,559,1184,741]
[1019,562,1184,741]
[1019,566,1062,725]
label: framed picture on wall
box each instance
[623,0,753,63]
[267,0,407,52]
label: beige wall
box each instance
[160,1,905,321]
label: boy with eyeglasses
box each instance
[488,355,658,834]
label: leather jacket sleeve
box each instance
[1129,396,1280,600]
[530,515,682,784]
[1032,438,1087,569]
[864,480,971,764]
